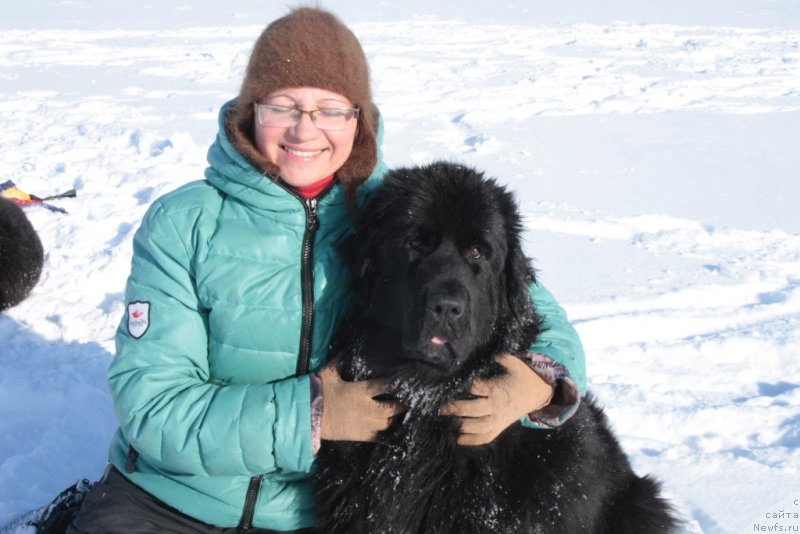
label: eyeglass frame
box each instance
[253,103,360,131]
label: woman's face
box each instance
[254,87,357,188]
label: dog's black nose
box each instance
[425,293,465,321]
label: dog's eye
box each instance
[408,239,424,251]
[407,234,433,252]
[468,246,482,259]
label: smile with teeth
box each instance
[284,146,324,158]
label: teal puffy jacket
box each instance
[106,100,586,530]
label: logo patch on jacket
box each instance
[127,301,151,339]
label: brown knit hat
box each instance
[228,7,378,194]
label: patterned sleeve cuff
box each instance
[516,353,581,428]
[310,372,324,455]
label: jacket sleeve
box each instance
[518,282,586,430]
[107,202,314,478]
[528,282,587,394]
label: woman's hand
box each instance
[318,363,401,442]
[440,354,554,446]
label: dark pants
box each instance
[67,465,313,534]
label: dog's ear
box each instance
[340,177,399,308]
[504,243,538,335]
[499,198,541,349]
[340,222,377,306]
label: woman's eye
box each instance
[319,109,348,119]
[266,105,293,116]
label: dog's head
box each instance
[345,161,540,376]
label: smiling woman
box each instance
[62,9,398,532]
[227,6,379,206]
[252,88,359,188]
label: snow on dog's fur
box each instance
[314,161,678,534]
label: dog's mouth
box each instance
[397,333,468,373]
[400,295,475,371]
[404,356,451,372]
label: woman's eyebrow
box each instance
[265,95,350,106]
[265,93,296,102]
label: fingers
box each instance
[441,381,517,446]
[440,398,502,446]
[468,379,493,397]
[362,376,393,397]
[455,416,501,446]
[319,369,403,442]
[343,382,402,425]
[457,415,488,435]
[440,397,491,418]
[441,379,513,418]
[468,377,514,403]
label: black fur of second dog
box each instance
[0,197,44,312]
[314,162,677,533]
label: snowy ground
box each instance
[1,2,799,533]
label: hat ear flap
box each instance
[338,102,379,207]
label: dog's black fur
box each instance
[0,197,43,312]
[314,162,677,533]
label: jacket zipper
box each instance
[125,446,139,473]
[237,475,263,533]
[276,179,335,375]
[296,197,319,376]
[237,183,332,530]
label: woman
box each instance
[67,8,585,533]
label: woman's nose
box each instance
[288,111,320,139]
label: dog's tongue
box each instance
[431,336,448,345]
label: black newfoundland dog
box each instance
[315,162,677,534]
[0,196,43,312]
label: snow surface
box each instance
[1,2,799,533]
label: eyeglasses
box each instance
[254,103,360,131]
